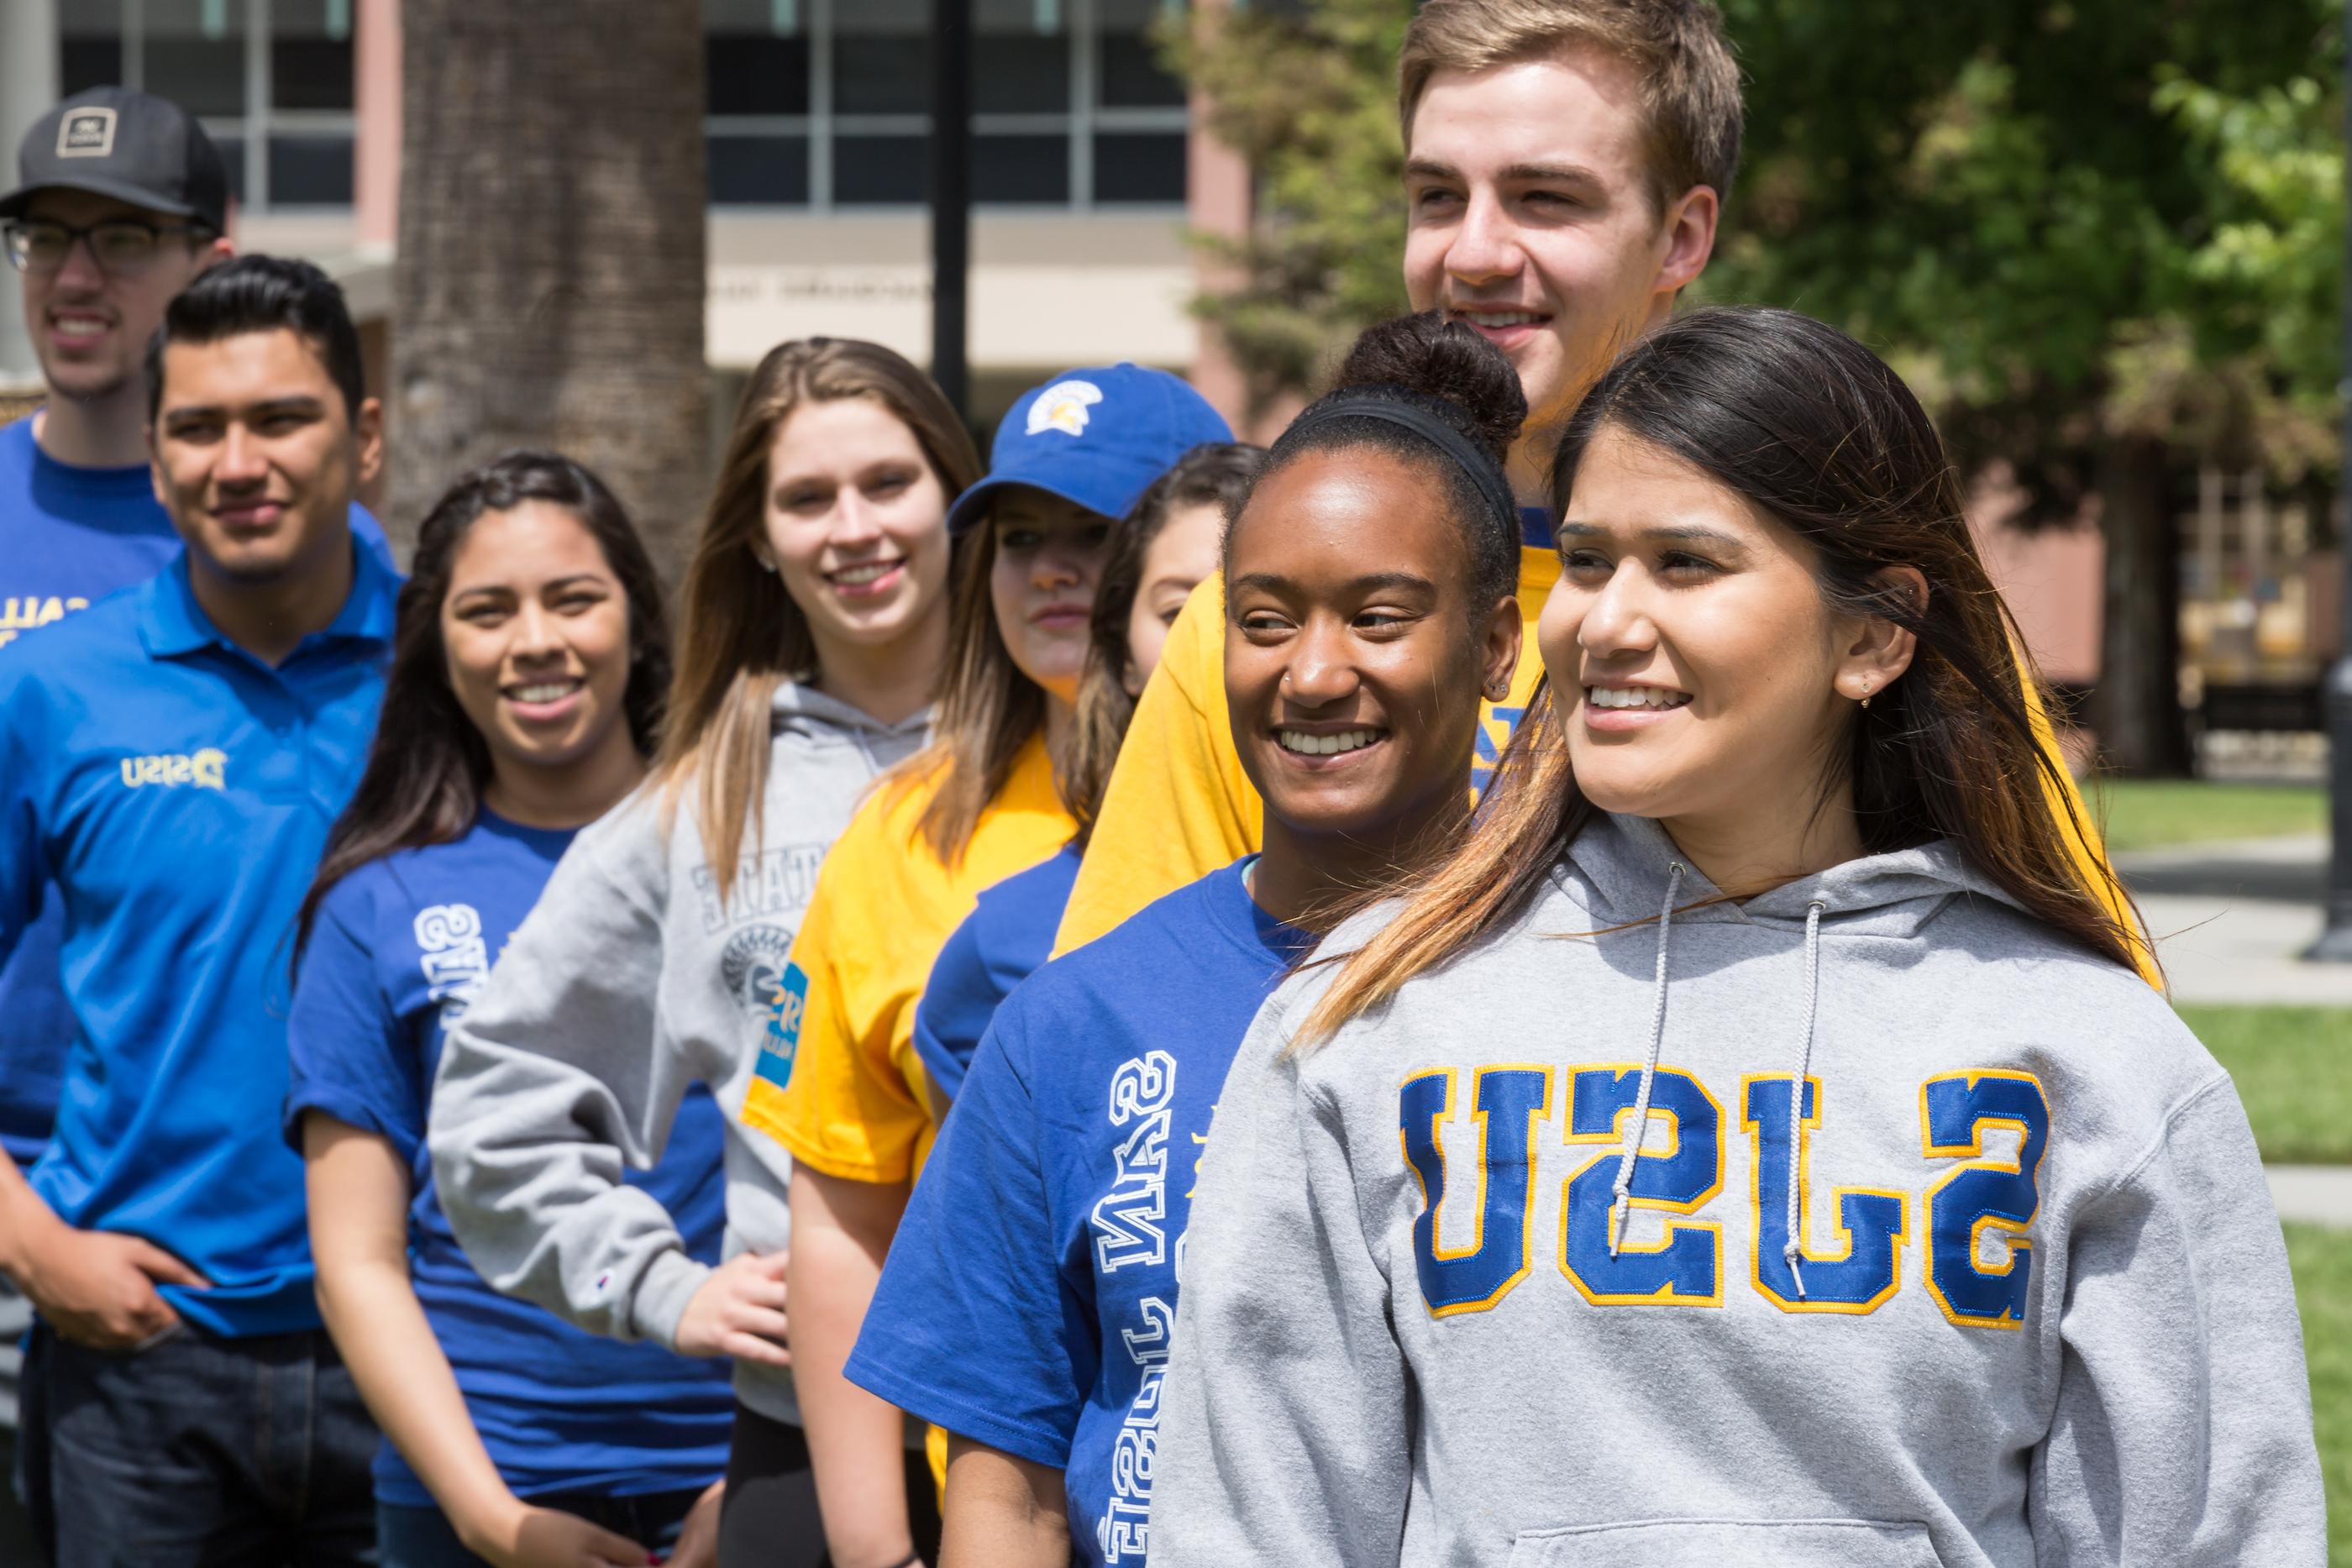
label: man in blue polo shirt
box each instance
[0,91,391,1556]
[0,254,391,1565]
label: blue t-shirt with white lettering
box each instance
[0,414,394,1168]
[285,811,732,1505]
[0,543,398,1335]
[848,860,1310,1567]
[910,843,1082,1105]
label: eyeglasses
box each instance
[3,217,211,277]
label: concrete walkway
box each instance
[2113,835,2352,1006]
[2269,1165,2352,1229]
[2103,836,2352,1224]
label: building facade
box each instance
[0,0,1253,426]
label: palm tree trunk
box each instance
[391,0,708,585]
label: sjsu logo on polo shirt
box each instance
[1027,380,1103,438]
[118,748,228,790]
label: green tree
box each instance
[1164,0,1411,417]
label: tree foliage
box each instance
[1172,0,2344,771]
[1174,0,2342,480]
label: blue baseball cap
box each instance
[946,363,1234,535]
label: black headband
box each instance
[1281,392,1520,538]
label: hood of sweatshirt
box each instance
[1144,811,2320,1568]
[1562,811,2025,942]
[768,679,931,763]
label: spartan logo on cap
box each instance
[1026,380,1103,438]
[57,108,118,160]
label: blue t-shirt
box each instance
[0,414,394,1168]
[0,544,398,1336]
[848,859,1310,1566]
[1519,502,1553,550]
[285,811,732,1505]
[910,842,1083,1105]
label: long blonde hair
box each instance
[656,338,981,900]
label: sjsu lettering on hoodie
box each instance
[1399,1062,2048,1329]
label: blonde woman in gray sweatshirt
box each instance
[429,338,979,1568]
[1151,311,2324,1566]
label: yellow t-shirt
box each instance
[1053,548,2155,987]
[743,729,1079,1184]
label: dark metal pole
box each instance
[2310,0,2352,959]
[929,0,972,420]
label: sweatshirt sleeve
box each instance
[1149,1007,1411,1566]
[2030,1075,2326,1566]
[1053,575,1260,956]
[427,812,711,1350]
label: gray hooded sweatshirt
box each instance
[1150,813,2323,1567]
[428,683,927,1425]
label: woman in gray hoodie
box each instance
[1149,308,2325,1567]
[427,338,979,1566]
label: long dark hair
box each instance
[1063,442,1265,847]
[1303,307,2147,1045]
[293,451,672,963]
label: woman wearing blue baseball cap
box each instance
[737,364,1229,1568]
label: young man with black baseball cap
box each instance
[0,87,389,1561]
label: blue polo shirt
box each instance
[286,811,733,1504]
[0,414,394,1169]
[0,541,398,1337]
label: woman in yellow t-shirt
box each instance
[742,364,1233,1568]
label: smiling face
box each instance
[1402,46,1715,469]
[20,188,228,406]
[760,395,954,667]
[1543,427,1918,869]
[440,500,638,789]
[1122,498,1226,695]
[150,325,381,584]
[1226,447,1520,847]
[990,486,1113,706]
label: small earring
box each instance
[1485,679,1509,700]
[1859,677,1874,711]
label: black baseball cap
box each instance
[0,87,229,231]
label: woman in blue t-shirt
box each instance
[908,442,1263,1109]
[287,453,733,1568]
[846,316,1527,1564]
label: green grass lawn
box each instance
[2091,778,2324,853]
[2177,1005,2352,1165]
[2286,1224,2351,1566]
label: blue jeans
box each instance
[378,1487,704,1568]
[33,1321,376,1567]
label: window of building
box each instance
[706,0,1190,212]
[58,0,358,211]
[58,0,1187,216]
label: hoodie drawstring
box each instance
[1781,900,1828,1299]
[1609,861,1683,1257]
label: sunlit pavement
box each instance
[2115,836,2352,1007]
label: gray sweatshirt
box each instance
[1151,813,2323,1566]
[428,683,927,1425]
